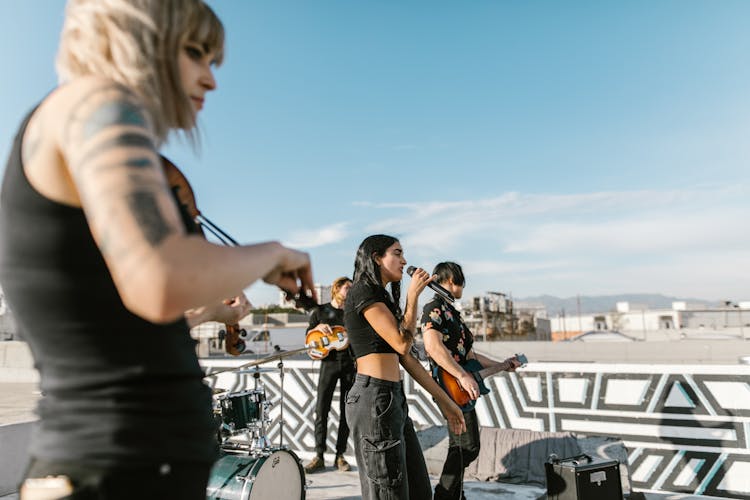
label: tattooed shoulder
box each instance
[63,82,158,177]
[64,82,148,137]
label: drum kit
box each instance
[205,347,310,500]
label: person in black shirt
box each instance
[0,2,314,499]
[303,276,355,473]
[343,235,466,500]
[422,262,521,500]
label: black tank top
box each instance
[0,107,217,465]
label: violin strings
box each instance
[196,214,239,246]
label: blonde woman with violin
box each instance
[303,276,356,474]
[0,1,314,498]
[343,234,466,499]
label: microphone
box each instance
[406,266,454,303]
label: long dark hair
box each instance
[352,234,402,319]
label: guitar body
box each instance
[434,354,527,412]
[433,359,489,412]
[305,326,349,360]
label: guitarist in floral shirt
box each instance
[421,262,521,500]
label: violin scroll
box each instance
[283,289,318,312]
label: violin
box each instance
[160,155,317,355]
[161,155,247,356]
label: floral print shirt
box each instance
[420,294,474,364]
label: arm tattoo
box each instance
[126,190,174,246]
[82,98,148,140]
[76,132,155,173]
[64,84,180,253]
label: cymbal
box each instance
[205,346,310,377]
[236,367,277,374]
[232,347,309,369]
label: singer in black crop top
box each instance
[343,235,467,500]
[344,280,398,357]
[0,3,315,499]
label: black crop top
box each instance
[343,281,398,358]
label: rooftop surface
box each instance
[1,340,745,499]
[0,382,726,500]
[0,467,727,500]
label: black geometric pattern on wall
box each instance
[480,367,750,499]
[202,359,445,457]
[202,359,750,498]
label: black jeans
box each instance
[314,350,356,456]
[22,458,211,500]
[345,374,432,500]
[434,408,480,500]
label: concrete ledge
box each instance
[0,342,33,368]
[0,369,38,384]
[475,339,750,365]
[0,343,37,384]
[0,421,32,495]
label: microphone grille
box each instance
[406,266,416,276]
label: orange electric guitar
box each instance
[434,354,528,412]
[305,326,350,360]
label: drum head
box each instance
[248,450,304,500]
[207,450,304,500]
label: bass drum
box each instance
[206,449,305,500]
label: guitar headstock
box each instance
[515,353,528,367]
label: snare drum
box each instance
[216,389,265,433]
[206,449,305,499]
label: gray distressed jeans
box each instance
[345,373,432,500]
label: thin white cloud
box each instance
[284,222,349,249]
[351,183,750,299]
[504,209,750,255]
[462,259,574,276]
[362,184,749,253]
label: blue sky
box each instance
[1,1,748,307]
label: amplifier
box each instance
[545,454,623,500]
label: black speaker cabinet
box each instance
[546,454,623,500]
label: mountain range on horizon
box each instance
[514,293,721,315]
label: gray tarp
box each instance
[466,428,581,485]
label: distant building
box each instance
[462,292,551,341]
[549,300,749,341]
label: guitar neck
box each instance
[477,359,514,380]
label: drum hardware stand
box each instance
[246,397,273,454]
[247,424,271,453]
[247,369,272,453]
[278,359,286,449]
